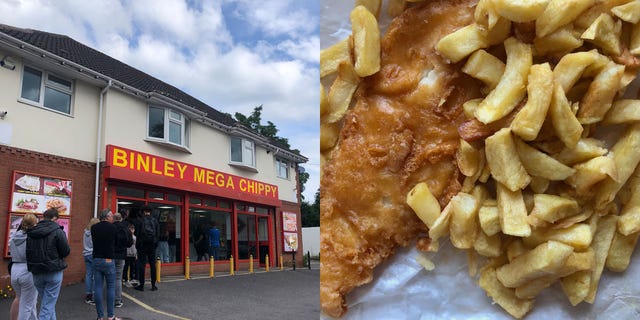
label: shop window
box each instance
[237,214,257,260]
[204,199,217,207]
[149,191,164,200]
[219,201,230,209]
[20,65,73,115]
[189,197,202,205]
[256,207,269,215]
[167,193,181,202]
[188,208,231,262]
[116,186,145,198]
[149,203,182,263]
[276,158,289,179]
[230,137,256,169]
[147,106,190,150]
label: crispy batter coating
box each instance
[320,0,481,317]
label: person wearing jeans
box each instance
[26,208,70,320]
[113,212,132,308]
[83,218,99,305]
[91,209,121,320]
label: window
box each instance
[147,106,190,149]
[276,158,289,179]
[230,137,255,168]
[20,65,73,114]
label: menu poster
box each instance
[10,171,72,215]
[4,214,35,257]
[56,217,70,241]
[283,231,298,252]
[283,212,297,232]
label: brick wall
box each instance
[0,145,96,286]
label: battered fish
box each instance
[320,0,482,317]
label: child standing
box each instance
[123,224,138,287]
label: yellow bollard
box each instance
[249,255,254,273]
[266,255,270,272]
[280,254,284,270]
[209,256,215,278]
[230,255,235,276]
[185,256,190,280]
[156,257,161,283]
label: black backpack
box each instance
[140,216,157,243]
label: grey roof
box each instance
[0,24,302,158]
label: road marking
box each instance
[122,292,191,320]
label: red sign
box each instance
[104,145,281,206]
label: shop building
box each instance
[0,24,307,284]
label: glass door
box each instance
[258,217,270,267]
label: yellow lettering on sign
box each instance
[129,152,135,169]
[177,163,188,179]
[194,168,205,183]
[216,173,225,187]
[258,183,265,195]
[113,148,128,167]
[137,154,149,172]
[239,179,247,192]
[226,176,235,189]
[151,158,162,174]
[206,170,215,185]
[164,160,175,177]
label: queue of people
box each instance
[7,206,161,320]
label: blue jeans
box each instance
[115,259,125,303]
[156,241,170,263]
[33,270,63,320]
[84,255,94,295]
[93,258,116,319]
[209,246,219,260]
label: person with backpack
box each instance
[91,208,121,320]
[26,207,70,320]
[113,212,132,308]
[133,205,159,291]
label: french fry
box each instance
[496,240,574,288]
[581,13,622,56]
[450,192,480,249]
[462,50,505,91]
[553,138,607,166]
[497,182,531,237]
[514,138,576,180]
[474,0,500,30]
[618,165,640,235]
[552,49,608,94]
[611,0,640,23]
[479,267,535,319]
[602,99,640,125]
[407,182,441,228]
[475,37,532,124]
[594,123,640,209]
[515,249,594,299]
[561,270,592,306]
[506,239,527,262]
[486,128,531,191]
[585,215,618,303]
[631,21,640,55]
[536,0,597,37]
[320,83,329,117]
[511,63,553,141]
[605,231,640,272]
[549,82,583,148]
[479,201,501,236]
[475,228,503,257]
[528,194,580,224]
[566,155,618,194]
[577,61,625,124]
[355,0,382,18]
[463,98,482,119]
[533,26,583,56]
[326,62,360,124]
[320,122,340,152]
[320,38,350,78]
[529,176,549,194]
[350,5,381,77]
[457,139,482,177]
[436,24,490,63]
[492,0,551,22]
[429,201,453,244]
[524,223,593,250]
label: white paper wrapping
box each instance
[321,0,640,319]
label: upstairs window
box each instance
[230,137,255,168]
[147,106,190,148]
[20,65,73,115]
[276,158,289,179]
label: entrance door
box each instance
[258,217,270,267]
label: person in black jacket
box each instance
[133,205,159,291]
[26,207,70,320]
[113,212,132,308]
[91,208,121,320]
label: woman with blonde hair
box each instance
[10,213,39,320]
[83,217,100,305]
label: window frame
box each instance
[146,105,190,151]
[276,158,289,180]
[19,64,74,116]
[229,136,256,170]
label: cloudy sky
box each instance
[0,0,320,201]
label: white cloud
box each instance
[226,0,318,39]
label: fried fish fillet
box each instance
[320,0,482,317]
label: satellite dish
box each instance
[298,166,306,174]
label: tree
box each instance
[234,105,307,197]
[302,188,320,227]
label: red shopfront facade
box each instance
[101,145,289,273]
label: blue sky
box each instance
[0,0,320,201]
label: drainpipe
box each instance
[94,80,112,218]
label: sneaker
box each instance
[130,280,140,286]
[114,300,123,308]
[134,285,144,291]
[85,294,95,305]
[107,317,122,320]
[151,285,158,291]
[123,281,132,288]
